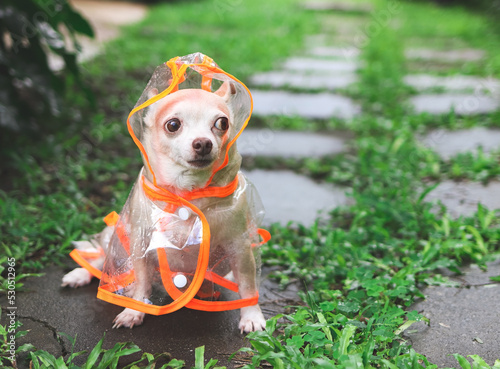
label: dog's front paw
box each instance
[239,305,266,333]
[113,308,145,329]
[61,268,93,288]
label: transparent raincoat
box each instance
[69,53,270,315]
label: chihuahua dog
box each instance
[62,81,266,333]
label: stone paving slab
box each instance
[406,259,500,368]
[305,34,329,48]
[425,180,500,218]
[238,129,348,158]
[309,46,361,59]
[283,57,360,73]
[49,0,147,70]
[251,90,361,119]
[405,74,500,93]
[244,169,350,226]
[405,48,486,62]
[410,94,500,115]
[1,266,301,369]
[302,1,373,13]
[249,70,357,91]
[71,0,147,26]
[420,127,500,160]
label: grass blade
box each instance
[83,336,104,369]
[339,324,356,356]
[194,346,205,369]
[453,354,471,369]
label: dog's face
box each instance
[142,83,236,191]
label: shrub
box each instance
[0,0,94,130]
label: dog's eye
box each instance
[214,117,229,131]
[165,119,181,132]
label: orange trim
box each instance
[202,55,215,66]
[104,211,119,226]
[141,177,182,204]
[142,174,239,202]
[167,58,186,93]
[186,294,259,311]
[157,248,259,311]
[205,271,239,293]
[73,248,105,260]
[96,286,259,314]
[97,287,170,316]
[201,75,212,92]
[196,289,220,300]
[100,270,135,290]
[181,175,239,201]
[69,249,102,279]
[254,228,271,247]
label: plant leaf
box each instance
[83,335,104,369]
[453,354,471,369]
[339,324,356,356]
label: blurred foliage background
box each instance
[1,0,500,134]
[0,0,96,132]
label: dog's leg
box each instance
[112,255,151,328]
[112,307,146,329]
[61,267,93,287]
[61,240,105,287]
[230,242,266,333]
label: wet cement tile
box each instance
[251,90,361,119]
[410,93,500,115]
[301,1,373,13]
[405,48,486,62]
[244,169,351,226]
[425,180,500,218]
[420,127,500,160]
[238,129,348,159]
[309,46,361,59]
[405,74,500,93]
[249,70,357,91]
[283,57,360,73]
[406,259,500,368]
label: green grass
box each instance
[2,0,500,368]
[395,1,500,77]
[85,0,321,85]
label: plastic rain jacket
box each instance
[69,53,270,315]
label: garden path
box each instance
[48,0,147,70]
[7,1,500,368]
[248,3,500,367]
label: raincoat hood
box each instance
[127,52,253,190]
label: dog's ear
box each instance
[214,81,236,101]
[147,87,159,100]
[143,88,159,128]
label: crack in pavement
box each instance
[18,315,68,357]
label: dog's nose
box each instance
[192,138,213,156]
